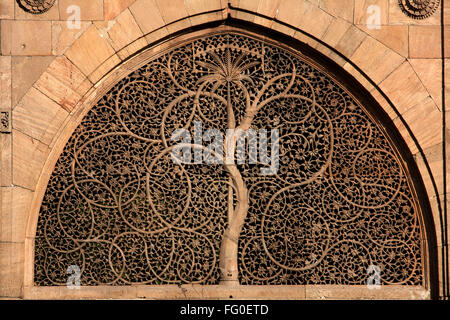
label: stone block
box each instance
[46,56,88,95]
[354,0,388,25]
[1,20,52,56]
[0,187,32,243]
[0,0,14,19]
[52,21,92,56]
[65,25,116,76]
[106,9,144,51]
[87,54,121,84]
[13,87,68,145]
[254,0,280,27]
[34,72,82,112]
[409,26,441,59]
[234,0,260,22]
[320,0,354,23]
[156,0,190,24]
[276,0,306,28]
[0,56,11,110]
[129,0,166,34]
[59,0,103,21]
[105,0,137,20]
[394,97,442,155]
[350,35,405,84]
[0,242,24,298]
[0,135,11,186]
[319,17,352,48]
[410,59,443,110]
[335,25,367,58]
[117,38,148,60]
[185,0,223,15]
[11,56,54,108]
[357,25,408,57]
[12,129,50,191]
[379,61,429,115]
[298,1,333,39]
[189,11,223,26]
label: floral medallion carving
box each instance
[398,0,440,19]
[16,0,56,14]
[34,32,424,286]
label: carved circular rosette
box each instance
[398,0,440,19]
[16,0,56,14]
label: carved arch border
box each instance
[23,20,438,300]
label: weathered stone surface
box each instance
[358,25,408,57]
[415,149,444,208]
[446,26,450,59]
[276,0,307,28]
[1,21,52,56]
[379,61,429,114]
[335,25,367,58]
[446,59,450,111]
[320,0,354,23]
[12,129,50,191]
[129,0,166,34]
[34,72,81,112]
[65,25,116,76]
[11,56,54,108]
[298,1,334,39]
[185,0,223,14]
[155,0,191,33]
[52,21,92,56]
[117,38,148,60]
[354,0,388,25]
[409,26,441,59]
[394,97,442,154]
[145,27,170,45]
[410,59,443,110]
[0,242,24,298]
[46,56,88,95]
[320,17,352,48]
[234,0,260,22]
[105,0,137,20]
[13,87,68,145]
[87,54,121,84]
[0,56,11,110]
[305,285,429,300]
[0,187,32,243]
[343,62,375,92]
[59,0,103,21]
[349,35,405,84]
[189,11,223,26]
[0,135,11,186]
[0,0,14,19]
[254,0,280,27]
[104,9,144,52]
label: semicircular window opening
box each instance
[34,31,425,287]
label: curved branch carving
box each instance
[34,32,424,286]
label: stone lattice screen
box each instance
[34,32,424,286]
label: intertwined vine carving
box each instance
[34,32,424,286]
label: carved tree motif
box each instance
[34,33,424,286]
